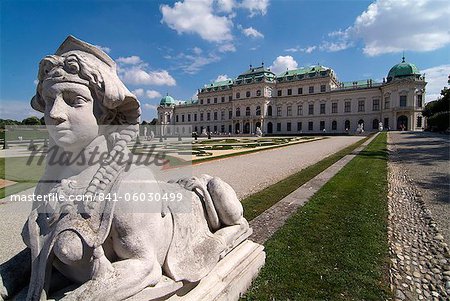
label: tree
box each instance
[423,88,450,131]
[22,116,41,125]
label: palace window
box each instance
[229,110,232,119]
[207,98,210,104]
[417,116,423,127]
[176,115,179,122]
[400,95,407,107]
[214,125,217,132]
[332,120,337,130]
[182,115,185,122]
[207,112,211,121]
[277,106,282,117]
[221,125,225,133]
[287,89,292,96]
[188,114,191,122]
[200,113,204,121]
[256,106,261,116]
[278,90,282,96]
[320,85,326,92]
[277,123,281,132]
[268,106,273,116]
[308,121,313,131]
[246,106,250,116]
[256,90,261,97]
[358,100,365,112]
[332,102,338,113]
[384,97,390,109]
[236,107,240,117]
[320,121,325,131]
[200,99,204,104]
[417,95,423,107]
[229,96,232,101]
[309,86,314,93]
[320,103,326,114]
[287,122,292,131]
[221,96,225,103]
[214,97,217,103]
[297,122,302,131]
[372,99,380,111]
[308,104,314,115]
[287,105,292,116]
[221,110,225,120]
[297,104,303,115]
[214,112,217,120]
[246,91,251,98]
[194,114,197,122]
[345,101,351,113]
[236,92,240,99]
[298,87,303,95]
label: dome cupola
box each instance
[387,56,420,82]
[160,93,175,106]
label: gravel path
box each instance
[161,136,362,199]
[387,132,450,300]
[0,136,362,263]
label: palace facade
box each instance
[157,57,426,135]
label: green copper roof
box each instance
[387,57,420,81]
[276,66,330,78]
[160,94,175,106]
[341,79,379,88]
[205,79,234,88]
[236,65,275,79]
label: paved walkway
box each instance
[249,133,377,244]
[0,136,362,263]
[387,132,450,300]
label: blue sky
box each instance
[1,0,449,122]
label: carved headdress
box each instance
[31,35,140,125]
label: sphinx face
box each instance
[42,81,99,152]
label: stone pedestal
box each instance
[127,240,265,301]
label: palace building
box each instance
[157,57,426,135]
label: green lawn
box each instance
[0,156,45,199]
[242,135,370,221]
[244,133,391,300]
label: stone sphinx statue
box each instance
[0,36,255,301]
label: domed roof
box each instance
[387,57,420,81]
[160,94,175,106]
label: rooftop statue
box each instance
[0,36,251,301]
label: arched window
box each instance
[267,122,273,134]
[246,106,250,116]
[256,106,261,116]
[236,92,240,99]
[332,120,337,130]
[236,107,240,117]
[344,120,350,131]
[246,91,251,97]
[268,105,272,116]
[372,119,379,130]
[358,119,364,125]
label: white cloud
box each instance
[116,56,142,65]
[33,79,39,85]
[240,0,269,17]
[146,90,162,99]
[320,41,352,52]
[241,26,264,38]
[143,103,158,111]
[0,100,39,121]
[132,88,145,97]
[218,43,236,52]
[285,45,317,53]
[192,47,203,55]
[215,74,230,82]
[325,0,450,56]
[117,56,176,86]
[160,0,233,42]
[421,64,450,102]
[170,49,221,74]
[269,56,298,74]
[121,67,176,86]
[217,0,235,13]
[94,45,111,54]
